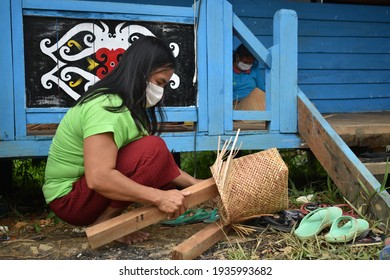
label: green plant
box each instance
[352,159,389,217]
[280,149,327,188]
[7,158,47,215]
[46,210,63,225]
[180,151,217,179]
[12,159,46,189]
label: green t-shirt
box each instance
[43,94,145,204]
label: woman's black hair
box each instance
[75,35,176,135]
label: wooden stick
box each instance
[171,223,230,260]
[85,178,218,249]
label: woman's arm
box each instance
[83,132,190,218]
[172,169,203,189]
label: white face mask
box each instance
[237,61,253,71]
[145,82,164,108]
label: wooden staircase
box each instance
[298,91,390,229]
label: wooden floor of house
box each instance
[324,111,390,150]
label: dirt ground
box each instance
[0,203,282,260]
[1,199,388,260]
[0,179,291,261]
[0,216,214,260]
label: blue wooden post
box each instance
[267,45,280,132]
[273,9,298,133]
[195,0,208,133]
[0,0,15,141]
[205,0,226,136]
[222,1,233,132]
[11,0,28,139]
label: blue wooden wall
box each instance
[229,0,390,113]
[74,0,390,113]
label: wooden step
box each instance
[324,111,390,149]
[298,92,390,227]
[364,162,389,175]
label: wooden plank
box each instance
[299,53,390,70]
[301,84,390,100]
[85,178,219,249]
[0,133,302,158]
[298,37,390,54]
[297,91,390,225]
[0,140,52,158]
[324,112,390,148]
[195,0,208,132]
[171,223,230,260]
[25,107,199,125]
[268,45,280,132]
[310,99,390,114]
[0,0,15,141]
[274,9,298,133]
[324,112,390,133]
[223,0,234,132]
[364,162,389,175]
[23,0,194,19]
[299,70,390,85]
[206,0,227,136]
[232,0,390,23]
[11,0,28,138]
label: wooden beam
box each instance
[85,178,219,249]
[324,112,390,148]
[297,91,390,225]
[171,223,230,260]
[364,162,389,175]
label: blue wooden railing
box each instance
[0,0,302,158]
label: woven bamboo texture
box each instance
[210,131,289,225]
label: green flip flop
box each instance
[203,209,220,223]
[324,216,369,243]
[161,208,212,226]
[294,206,343,240]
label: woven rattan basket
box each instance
[210,131,289,225]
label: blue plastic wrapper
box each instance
[380,245,390,260]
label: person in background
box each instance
[233,44,266,111]
[42,36,201,245]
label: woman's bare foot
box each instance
[116,230,150,244]
[91,206,150,245]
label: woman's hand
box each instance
[154,189,191,219]
[84,133,193,218]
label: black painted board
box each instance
[23,16,195,108]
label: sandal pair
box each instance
[294,206,369,242]
[161,208,219,226]
[244,210,303,233]
[300,202,358,218]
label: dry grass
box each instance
[220,214,386,260]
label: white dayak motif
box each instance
[40,22,180,100]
